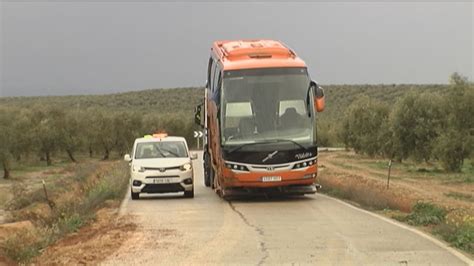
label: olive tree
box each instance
[434,73,473,171]
[11,109,35,161]
[112,112,143,156]
[0,108,15,178]
[57,111,85,162]
[390,92,444,162]
[339,96,390,156]
[91,112,116,160]
[32,107,65,166]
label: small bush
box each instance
[434,130,471,172]
[2,228,45,263]
[401,202,446,226]
[8,183,47,210]
[58,213,86,234]
[436,221,474,253]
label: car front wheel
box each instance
[131,189,140,200]
[184,188,194,198]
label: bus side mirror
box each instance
[194,102,205,127]
[310,81,325,112]
[124,154,131,162]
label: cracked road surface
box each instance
[104,153,471,265]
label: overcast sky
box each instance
[0,1,472,97]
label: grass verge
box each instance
[1,161,130,263]
[445,192,474,202]
[321,177,474,255]
[319,151,473,255]
[394,203,473,254]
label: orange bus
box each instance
[195,40,325,198]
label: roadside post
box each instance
[194,130,203,150]
[386,159,392,189]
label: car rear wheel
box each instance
[131,189,140,200]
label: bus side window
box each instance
[207,57,213,89]
[212,64,220,93]
[216,70,222,91]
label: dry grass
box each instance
[445,192,474,202]
[1,161,130,263]
[319,170,413,212]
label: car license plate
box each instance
[262,176,282,182]
[152,178,178,184]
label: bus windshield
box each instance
[220,67,315,149]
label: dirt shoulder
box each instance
[35,208,137,265]
[0,159,133,264]
[318,151,473,213]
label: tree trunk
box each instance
[89,146,93,158]
[66,149,77,163]
[46,151,52,166]
[2,160,10,179]
[102,148,109,160]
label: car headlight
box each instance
[180,163,192,171]
[133,165,146,173]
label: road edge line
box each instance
[118,184,130,217]
[318,193,473,265]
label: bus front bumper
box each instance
[220,165,320,190]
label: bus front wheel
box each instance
[204,151,211,187]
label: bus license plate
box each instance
[152,178,178,184]
[262,176,282,182]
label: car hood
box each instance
[132,158,191,168]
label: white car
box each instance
[124,134,197,199]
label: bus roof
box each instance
[212,40,307,71]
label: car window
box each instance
[134,141,188,159]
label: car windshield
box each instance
[220,67,315,149]
[134,141,188,159]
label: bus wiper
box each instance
[265,139,307,150]
[228,141,269,154]
[228,139,307,154]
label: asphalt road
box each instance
[105,153,471,266]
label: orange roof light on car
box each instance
[152,133,168,139]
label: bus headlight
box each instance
[225,163,249,172]
[293,159,317,169]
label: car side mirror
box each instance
[190,153,198,160]
[124,154,131,162]
[310,81,325,112]
[194,102,205,127]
